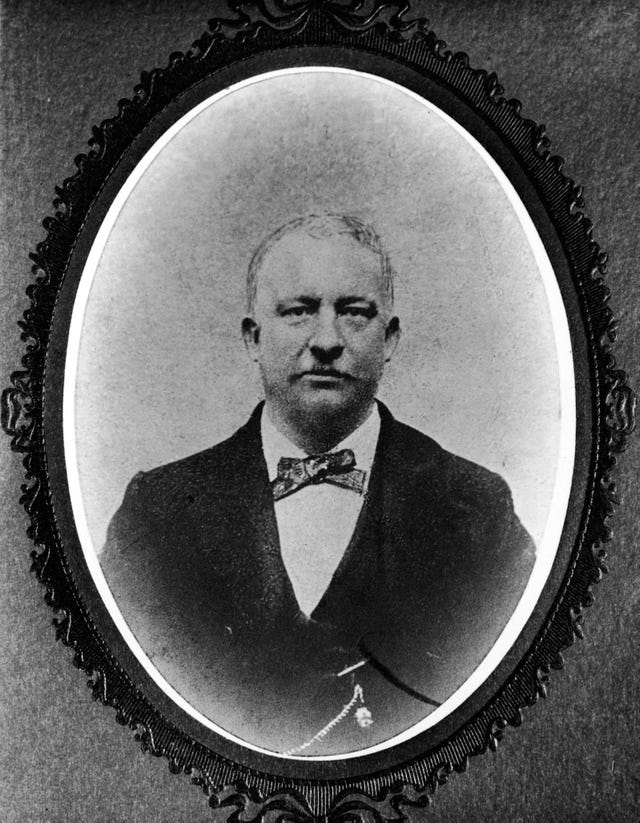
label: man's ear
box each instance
[384,316,400,362]
[242,317,260,361]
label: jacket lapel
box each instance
[310,402,444,636]
[190,404,300,634]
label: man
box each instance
[101,214,535,756]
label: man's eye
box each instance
[341,305,375,318]
[282,305,311,317]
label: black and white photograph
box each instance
[1,2,638,820]
[66,69,572,757]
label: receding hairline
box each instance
[246,213,395,315]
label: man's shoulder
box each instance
[119,413,259,508]
[384,409,535,585]
[385,411,513,507]
[144,428,249,481]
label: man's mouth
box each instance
[298,369,351,381]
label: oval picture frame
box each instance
[2,2,635,819]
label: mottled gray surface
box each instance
[1,1,638,821]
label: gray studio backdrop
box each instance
[72,69,563,552]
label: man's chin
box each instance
[294,386,373,425]
[298,391,348,417]
[270,385,376,450]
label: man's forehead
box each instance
[257,229,384,295]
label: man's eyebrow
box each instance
[335,296,379,312]
[275,297,319,310]
[335,295,377,304]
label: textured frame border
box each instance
[2,1,636,819]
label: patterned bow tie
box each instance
[271,449,366,501]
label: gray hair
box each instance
[246,213,395,317]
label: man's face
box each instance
[243,230,400,438]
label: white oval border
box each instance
[63,67,576,761]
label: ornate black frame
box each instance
[2,1,635,819]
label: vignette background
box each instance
[74,70,562,551]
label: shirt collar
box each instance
[261,403,381,481]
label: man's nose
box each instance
[308,309,344,360]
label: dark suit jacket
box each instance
[101,402,535,755]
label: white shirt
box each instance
[261,406,381,617]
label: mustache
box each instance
[296,368,352,379]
